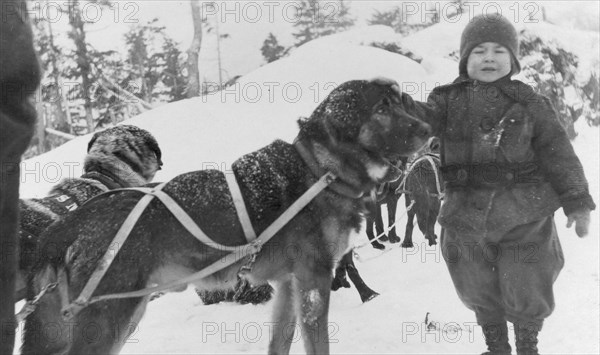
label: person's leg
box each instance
[441,228,511,354]
[0,1,40,352]
[497,216,564,355]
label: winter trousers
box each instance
[441,216,564,331]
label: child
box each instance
[410,14,596,355]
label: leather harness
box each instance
[58,139,367,321]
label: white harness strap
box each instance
[225,173,257,243]
[422,154,444,200]
[134,186,238,252]
[395,154,443,200]
[62,183,167,319]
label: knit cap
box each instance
[459,14,521,75]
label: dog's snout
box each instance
[411,120,432,138]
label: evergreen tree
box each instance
[368,7,407,35]
[157,37,186,102]
[520,30,600,137]
[261,32,288,63]
[367,5,439,36]
[330,0,354,32]
[124,20,163,102]
[292,0,355,47]
[66,0,104,134]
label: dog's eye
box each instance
[375,97,392,114]
[376,106,387,114]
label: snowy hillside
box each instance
[81,1,599,85]
[17,19,599,355]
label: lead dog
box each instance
[23,79,431,355]
[17,125,162,300]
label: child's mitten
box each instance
[566,208,591,238]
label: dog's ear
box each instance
[401,92,416,113]
[87,132,100,152]
[429,136,441,153]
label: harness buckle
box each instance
[61,298,88,321]
[238,240,262,276]
[324,172,336,184]
[15,282,59,324]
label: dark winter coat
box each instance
[1,1,39,349]
[412,75,595,237]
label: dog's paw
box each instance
[378,234,389,242]
[427,235,438,246]
[331,276,351,291]
[371,241,386,250]
[401,240,414,248]
[361,291,380,303]
[388,234,401,243]
[149,292,165,302]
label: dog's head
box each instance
[298,79,431,188]
[84,125,163,183]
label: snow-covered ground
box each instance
[16,16,599,355]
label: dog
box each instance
[399,137,442,247]
[332,139,441,303]
[22,79,431,355]
[16,125,162,301]
[364,136,441,248]
[364,157,408,249]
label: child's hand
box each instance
[369,77,400,95]
[566,208,591,238]
[369,77,398,86]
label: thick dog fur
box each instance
[332,138,441,302]
[23,80,430,355]
[17,125,162,300]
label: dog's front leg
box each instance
[293,269,332,355]
[268,278,296,355]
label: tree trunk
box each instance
[47,17,70,133]
[68,0,95,133]
[132,35,151,102]
[36,101,46,153]
[186,0,203,98]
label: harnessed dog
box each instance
[22,79,431,355]
[16,125,162,309]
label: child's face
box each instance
[466,42,512,82]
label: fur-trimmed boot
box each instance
[481,321,512,355]
[514,322,540,355]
